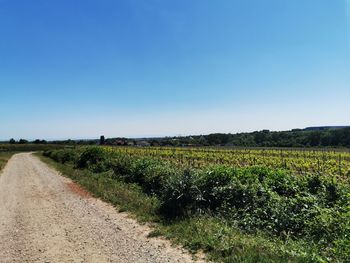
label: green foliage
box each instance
[139,159,178,195]
[111,154,134,179]
[160,169,203,217]
[48,149,79,164]
[198,166,238,211]
[155,216,314,263]
[76,147,111,172]
[18,139,28,144]
[136,127,350,148]
[112,155,178,195]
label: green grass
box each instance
[0,152,15,171]
[153,218,319,263]
[37,153,317,263]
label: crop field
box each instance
[105,146,350,178]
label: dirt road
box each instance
[0,153,200,263]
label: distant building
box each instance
[127,141,135,146]
[136,140,150,147]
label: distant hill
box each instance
[304,126,350,131]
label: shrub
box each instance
[160,169,203,218]
[48,149,78,164]
[76,147,111,172]
[129,158,160,186]
[43,150,53,157]
[112,156,178,195]
[111,154,134,179]
[142,161,178,195]
[197,166,236,211]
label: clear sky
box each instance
[0,0,349,140]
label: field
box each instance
[108,146,350,178]
[41,146,350,262]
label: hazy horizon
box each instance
[2,124,350,142]
[1,0,349,140]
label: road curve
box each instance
[0,153,200,263]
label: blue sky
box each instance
[0,0,349,140]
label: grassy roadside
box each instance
[35,153,159,222]
[36,153,315,263]
[0,152,15,171]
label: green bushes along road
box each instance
[40,147,350,262]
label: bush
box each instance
[111,154,134,179]
[76,147,111,172]
[197,166,237,211]
[142,161,178,195]
[43,150,53,157]
[160,169,203,218]
[49,149,78,164]
[111,156,178,195]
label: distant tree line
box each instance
[6,139,98,146]
[146,127,350,148]
[8,138,47,144]
[6,127,350,148]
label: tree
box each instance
[33,139,47,144]
[308,132,321,147]
[100,135,105,145]
[9,138,16,144]
[18,139,28,144]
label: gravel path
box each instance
[0,153,202,263]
